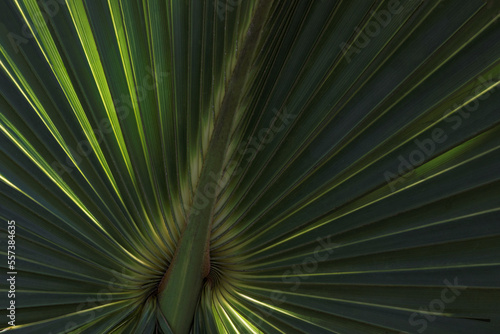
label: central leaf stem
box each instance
[157,2,274,333]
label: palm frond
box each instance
[1,0,499,333]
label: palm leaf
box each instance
[1,0,499,333]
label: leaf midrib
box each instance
[156,1,275,333]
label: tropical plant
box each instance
[0,0,500,333]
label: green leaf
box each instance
[1,0,499,333]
